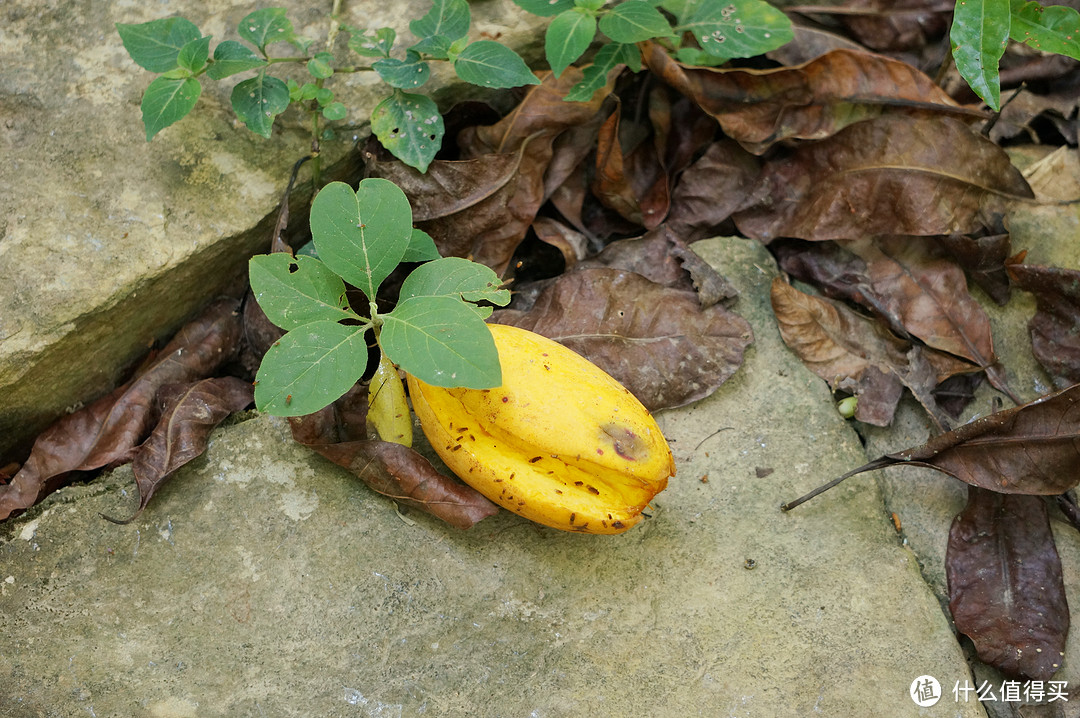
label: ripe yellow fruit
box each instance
[407,324,675,534]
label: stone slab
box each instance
[1,238,982,717]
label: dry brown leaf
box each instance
[642,43,978,154]
[733,114,1034,241]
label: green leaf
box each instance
[206,41,267,79]
[599,1,674,43]
[176,35,211,74]
[307,51,335,79]
[141,76,201,140]
[402,229,442,262]
[512,0,575,17]
[660,0,702,25]
[254,320,369,416]
[454,41,542,88]
[231,73,290,138]
[381,296,502,388]
[315,87,334,106]
[291,36,316,54]
[674,47,731,66]
[1010,1,1080,59]
[238,8,295,53]
[370,91,445,172]
[374,50,432,89]
[951,0,1010,110]
[678,0,793,60]
[117,17,202,73]
[575,0,605,11]
[398,256,511,314]
[322,102,348,120]
[310,179,414,301]
[410,0,471,55]
[546,9,597,77]
[348,27,397,57]
[248,254,354,330]
[564,42,639,102]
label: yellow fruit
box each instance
[367,352,413,446]
[407,323,675,534]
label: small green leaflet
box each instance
[117,17,202,73]
[348,27,397,58]
[371,91,445,172]
[307,52,335,79]
[207,41,266,80]
[546,9,597,77]
[402,229,441,263]
[564,42,639,102]
[374,51,431,89]
[310,180,414,302]
[410,0,471,55]
[599,1,674,43]
[512,0,575,17]
[398,257,511,316]
[322,102,347,121]
[254,320,369,416]
[454,41,541,88]
[381,296,502,389]
[238,8,295,53]
[248,254,354,331]
[1010,1,1080,59]
[678,0,793,60]
[951,0,1010,110]
[231,73,290,138]
[142,76,201,140]
[575,0,606,11]
[177,36,211,74]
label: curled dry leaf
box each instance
[778,236,1016,402]
[770,277,951,427]
[493,267,753,411]
[592,105,670,229]
[531,216,590,270]
[642,43,976,154]
[1007,263,1080,390]
[0,299,244,520]
[783,383,1080,511]
[947,488,1069,680]
[666,140,761,242]
[458,67,615,157]
[733,114,1034,242]
[288,387,499,530]
[365,71,616,276]
[114,377,254,521]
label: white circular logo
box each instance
[910,675,942,707]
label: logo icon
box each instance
[910,675,942,707]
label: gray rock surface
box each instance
[0,0,543,460]
[1,238,983,717]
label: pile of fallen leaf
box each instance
[3,3,1080,685]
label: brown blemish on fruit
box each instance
[587,485,599,495]
[569,512,576,524]
[501,396,509,403]
[529,456,542,463]
[601,423,647,461]
[612,520,625,529]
